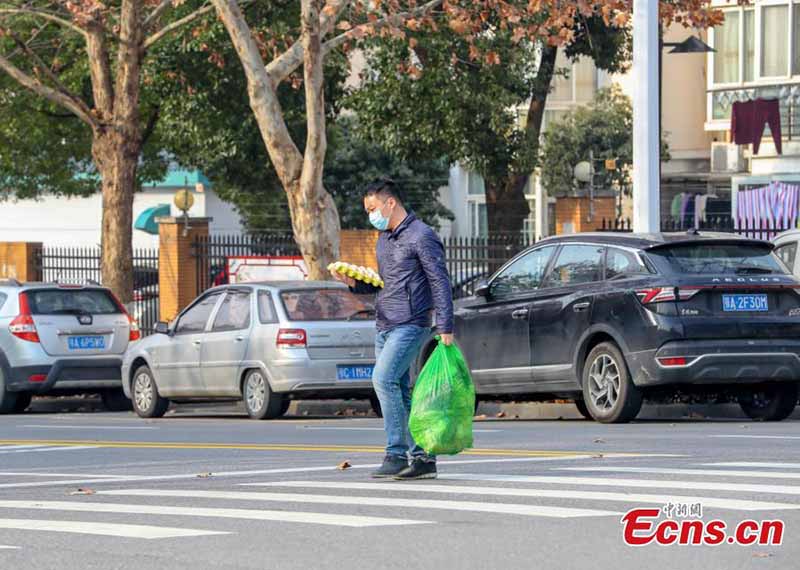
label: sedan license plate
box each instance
[722,294,769,312]
[337,365,374,381]
[68,336,106,350]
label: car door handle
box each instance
[192,340,202,346]
[235,336,245,342]
[511,309,529,320]
[573,302,591,312]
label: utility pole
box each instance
[632,0,661,233]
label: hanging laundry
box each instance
[731,99,782,155]
[735,182,800,239]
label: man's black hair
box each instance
[364,178,404,205]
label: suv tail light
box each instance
[109,292,141,342]
[635,287,700,304]
[277,328,306,348]
[9,292,39,343]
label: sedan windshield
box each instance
[280,289,374,321]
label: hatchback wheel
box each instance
[582,342,642,424]
[738,383,798,422]
[131,366,169,418]
[243,369,284,420]
[101,389,133,412]
[12,392,32,414]
[0,368,20,414]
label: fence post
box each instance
[0,242,42,282]
[157,217,211,322]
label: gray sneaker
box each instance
[393,458,437,480]
[371,455,408,479]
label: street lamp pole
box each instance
[632,0,661,233]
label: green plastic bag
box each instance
[409,339,475,455]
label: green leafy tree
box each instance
[539,86,670,199]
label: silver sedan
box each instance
[121,281,377,419]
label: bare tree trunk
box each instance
[485,44,559,237]
[213,0,340,279]
[92,131,138,304]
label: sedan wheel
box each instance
[131,366,169,418]
[738,383,798,422]
[243,370,284,420]
[582,342,642,424]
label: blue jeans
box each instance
[373,324,434,462]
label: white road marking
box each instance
[559,466,800,480]
[252,481,800,512]
[0,518,225,539]
[704,462,800,469]
[21,425,157,430]
[0,455,669,489]
[0,446,97,455]
[438,474,800,496]
[0,445,49,450]
[0,500,429,528]
[0,545,20,550]
[0,472,132,479]
[100,489,619,519]
[711,435,800,440]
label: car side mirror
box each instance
[154,321,171,335]
[474,279,490,298]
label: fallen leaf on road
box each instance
[753,552,773,558]
[593,438,606,444]
[337,461,352,470]
[592,454,605,459]
[474,414,487,420]
[496,411,506,418]
[196,472,213,479]
[70,488,95,496]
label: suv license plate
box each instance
[722,294,769,312]
[68,336,106,350]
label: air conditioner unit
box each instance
[710,142,746,173]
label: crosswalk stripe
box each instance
[0,500,429,528]
[99,489,620,519]
[559,466,800,480]
[250,481,800,512]
[438,474,800,496]
[0,518,226,539]
[0,545,20,550]
[704,462,800,469]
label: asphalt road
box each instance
[0,401,798,569]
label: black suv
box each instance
[430,232,800,423]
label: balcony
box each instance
[708,84,800,141]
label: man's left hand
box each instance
[439,333,454,346]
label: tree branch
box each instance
[266,0,350,86]
[5,28,90,115]
[322,0,443,55]
[0,7,87,38]
[143,2,215,50]
[0,51,97,127]
[141,106,160,146]
[143,0,174,30]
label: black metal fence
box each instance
[192,233,535,300]
[36,246,161,336]
[598,218,794,241]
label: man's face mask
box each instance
[369,199,392,231]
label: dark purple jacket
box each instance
[354,213,453,333]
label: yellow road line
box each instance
[0,439,636,457]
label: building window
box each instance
[467,171,485,196]
[713,11,740,84]
[744,9,756,81]
[550,53,596,103]
[762,5,789,77]
[469,201,488,237]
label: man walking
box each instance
[332,179,453,480]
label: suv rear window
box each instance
[26,288,121,315]
[281,289,374,321]
[648,243,789,275]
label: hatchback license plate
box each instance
[337,365,374,381]
[722,294,769,312]
[68,336,106,350]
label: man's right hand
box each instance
[330,268,355,288]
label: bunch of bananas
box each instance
[328,261,384,288]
